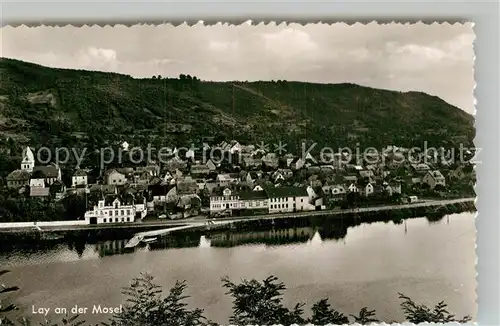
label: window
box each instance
[103,218,107,223]
[126,217,130,222]
[115,202,119,208]
[110,211,113,217]
[127,209,130,215]
[301,198,304,203]
[121,218,124,222]
[115,218,118,223]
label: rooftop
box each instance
[7,169,31,181]
[264,186,308,198]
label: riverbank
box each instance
[2,212,477,326]
[0,197,475,240]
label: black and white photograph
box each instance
[0,22,476,326]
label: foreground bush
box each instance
[1,272,471,326]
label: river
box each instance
[1,212,476,324]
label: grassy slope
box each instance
[0,58,475,152]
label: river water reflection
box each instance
[2,213,476,324]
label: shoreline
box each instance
[0,197,475,238]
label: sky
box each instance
[1,22,475,114]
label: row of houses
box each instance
[209,186,315,216]
[3,143,468,225]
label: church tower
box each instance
[21,146,35,172]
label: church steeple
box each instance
[21,146,35,172]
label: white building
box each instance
[216,173,239,186]
[122,141,129,151]
[210,188,241,214]
[358,182,375,197]
[266,186,314,214]
[72,169,88,187]
[104,169,127,186]
[84,195,147,224]
[422,170,446,189]
[30,178,45,187]
[186,148,195,160]
[238,191,268,210]
[21,146,35,172]
[209,188,269,215]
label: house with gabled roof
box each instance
[72,169,88,188]
[380,180,402,197]
[209,187,241,215]
[216,173,239,186]
[252,184,264,191]
[273,172,285,184]
[422,170,446,189]
[411,163,431,173]
[6,170,31,189]
[206,159,217,171]
[104,169,127,186]
[32,164,61,186]
[357,179,374,197]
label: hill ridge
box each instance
[0,58,474,153]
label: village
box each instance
[4,140,476,226]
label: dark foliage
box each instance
[1,272,472,326]
[309,298,350,325]
[398,292,472,324]
[104,273,209,326]
[0,58,474,156]
[222,275,305,325]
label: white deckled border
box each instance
[0,20,479,326]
